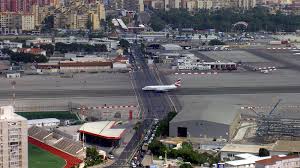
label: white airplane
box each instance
[142,79,181,92]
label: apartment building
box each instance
[0,106,28,168]
[54,1,106,30]
[21,14,35,31]
[0,12,22,34]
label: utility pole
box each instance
[11,80,16,107]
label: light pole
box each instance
[11,80,16,107]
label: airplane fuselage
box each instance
[142,84,177,91]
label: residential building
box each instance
[0,105,28,168]
[53,0,106,30]
[197,0,213,9]
[0,40,23,49]
[256,155,300,168]
[0,12,22,34]
[21,14,35,30]
[17,48,47,56]
[224,153,271,168]
[32,5,50,28]
[123,0,144,12]
[220,144,272,160]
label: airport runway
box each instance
[245,49,300,72]
[2,86,300,99]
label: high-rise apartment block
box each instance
[0,106,28,168]
[145,0,256,10]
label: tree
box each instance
[148,8,300,32]
[41,15,54,33]
[208,39,225,46]
[119,39,130,49]
[149,14,166,31]
[86,17,93,31]
[156,112,177,137]
[259,148,270,157]
[10,52,48,63]
[180,163,193,168]
[166,33,170,39]
[39,44,54,56]
[84,147,103,167]
[148,140,168,157]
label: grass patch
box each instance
[16,111,78,120]
[28,143,66,168]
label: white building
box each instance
[177,56,211,70]
[162,44,182,51]
[225,153,271,168]
[220,144,272,161]
[256,155,300,168]
[0,106,28,168]
[6,72,21,78]
[0,40,23,49]
[28,118,60,127]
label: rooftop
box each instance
[171,96,241,125]
[272,140,300,152]
[221,144,272,153]
[0,106,27,121]
[79,121,125,140]
[28,118,60,125]
[256,155,300,166]
[226,155,271,166]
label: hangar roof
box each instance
[171,96,240,125]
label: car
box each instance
[131,161,137,168]
[108,154,114,159]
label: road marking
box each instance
[174,72,218,75]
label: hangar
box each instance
[169,97,241,140]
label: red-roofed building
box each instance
[113,55,129,64]
[113,55,130,70]
[17,48,46,56]
[255,155,300,168]
[79,121,126,147]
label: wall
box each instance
[169,120,229,139]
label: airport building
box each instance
[0,106,28,168]
[79,121,125,147]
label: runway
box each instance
[2,86,300,99]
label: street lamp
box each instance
[11,80,16,106]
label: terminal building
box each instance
[79,121,125,147]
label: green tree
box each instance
[119,39,130,49]
[180,163,193,168]
[84,147,103,167]
[155,112,177,137]
[41,15,54,33]
[208,39,225,46]
[259,148,270,157]
[148,8,300,32]
[149,14,166,31]
[148,140,168,157]
[39,44,54,56]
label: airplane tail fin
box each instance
[174,78,181,87]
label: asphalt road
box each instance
[108,45,174,167]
